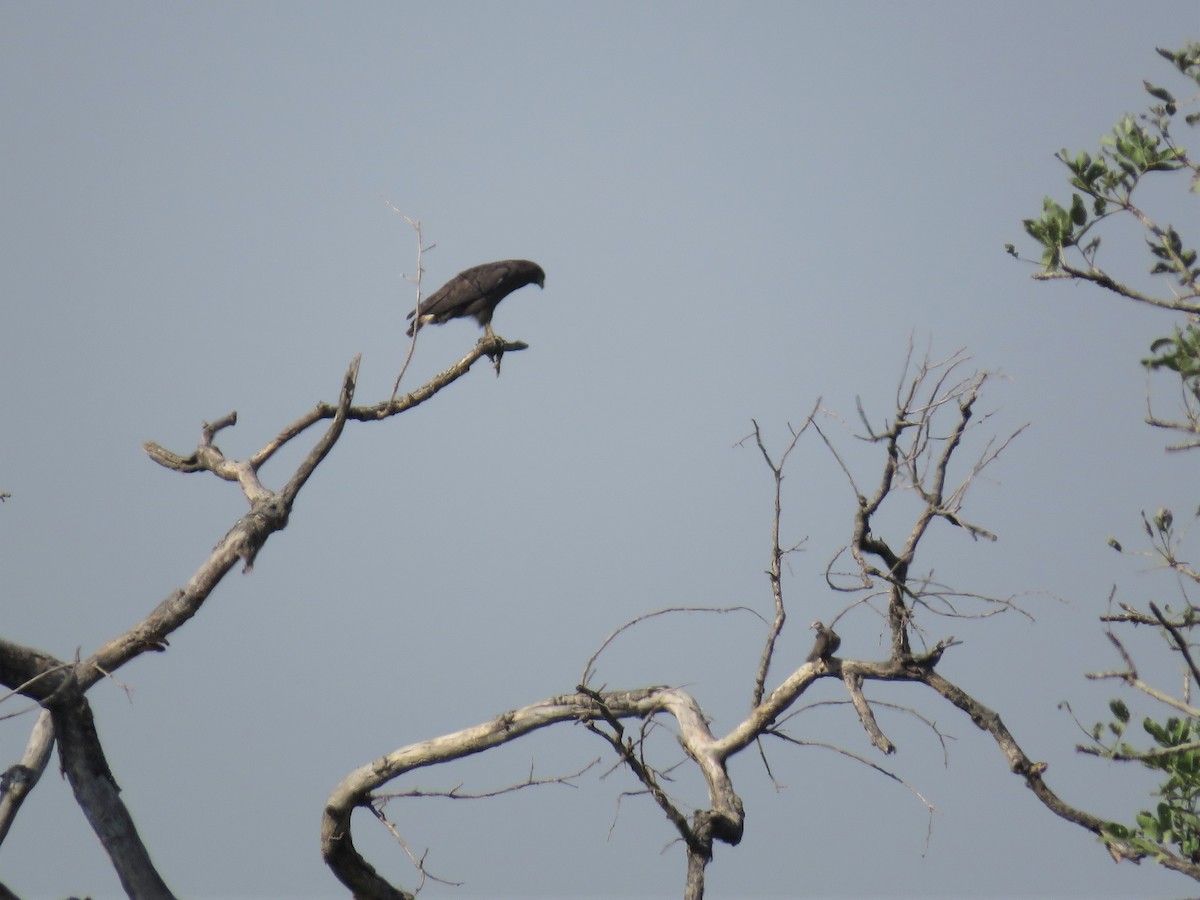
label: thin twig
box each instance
[581,606,764,686]
[744,404,819,708]
[388,211,434,402]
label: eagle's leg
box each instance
[481,322,506,376]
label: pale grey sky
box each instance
[1,2,1198,897]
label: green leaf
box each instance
[1139,809,1160,838]
[1146,717,1169,742]
[1158,803,1174,832]
[1070,193,1088,226]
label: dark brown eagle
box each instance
[406,259,546,339]
[806,621,841,663]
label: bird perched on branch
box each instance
[405,259,546,339]
[807,621,841,663]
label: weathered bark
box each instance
[683,838,710,900]
[0,343,521,892]
[323,688,745,897]
[50,686,175,899]
[922,669,1200,879]
[0,710,53,845]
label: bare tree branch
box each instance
[50,683,176,898]
[765,728,935,844]
[389,211,433,402]
[923,669,1200,879]
[1150,600,1200,693]
[378,759,599,802]
[577,685,698,853]
[741,406,819,708]
[1036,263,1200,313]
[0,327,535,870]
[0,710,52,845]
[580,605,763,687]
[322,686,747,899]
[842,670,895,754]
[368,803,462,892]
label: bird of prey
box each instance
[406,259,546,339]
[806,621,841,663]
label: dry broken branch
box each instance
[843,670,896,754]
[321,686,746,900]
[742,406,819,708]
[0,329,533,886]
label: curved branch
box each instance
[920,670,1200,878]
[0,339,522,859]
[322,687,745,898]
[580,606,762,687]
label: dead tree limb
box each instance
[0,332,531,891]
[50,683,175,899]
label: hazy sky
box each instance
[2,2,1198,898]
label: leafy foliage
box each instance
[1025,44,1200,880]
[1019,42,1199,286]
[1146,326,1200,384]
[1017,43,1200,451]
[1099,717,1200,863]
